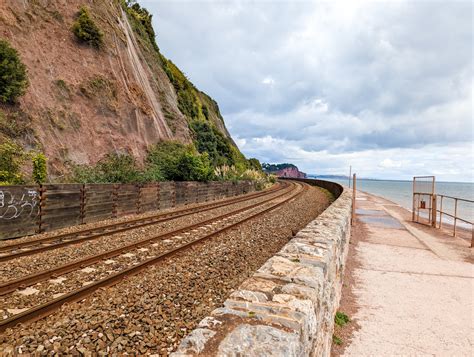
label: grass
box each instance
[335,311,350,327]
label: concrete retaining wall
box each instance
[172,179,352,357]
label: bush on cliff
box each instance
[0,140,25,185]
[72,7,103,49]
[32,152,47,184]
[0,39,29,103]
[72,153,143,183]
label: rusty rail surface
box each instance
[0,183,283,262]
[0,181,306,332]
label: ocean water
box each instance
[328,178,474,225]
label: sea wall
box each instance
[172,179,352,357]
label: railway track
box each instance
[0,182,285,262]
[0,181,307,332]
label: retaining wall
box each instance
[0,181,256,240]
[172,179,352,357]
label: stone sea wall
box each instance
[172,179,352,357]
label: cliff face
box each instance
[262,163,307,178]
[0,0,237,177]
[275,166,307,179]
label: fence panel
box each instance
[0,185,40,239]
[139,183,159,213]
[115,184,139,217]
[41,184,83,232]
[175,182,188,206]
[83,184,115,224]
[1,180,257,240]
[159,182,175,209]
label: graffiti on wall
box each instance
[0,189,39,220]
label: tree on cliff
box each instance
[0,39,29,103]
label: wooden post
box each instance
[156,182,160,211]
[80,184,86,225]
[112,184,118,218]
[351,173,356,225]
[412,177,416,221]
[172,182,176,208]
[37,184,46,234]
[136,184,141,214]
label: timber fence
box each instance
[0,181,256,240]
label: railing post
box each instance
[431,194,437,227]
[439,196,443,229]
[453,198,458,237]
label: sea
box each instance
[326,178,474,226]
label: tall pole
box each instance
[352,173,356,225]
[348,165,352,188]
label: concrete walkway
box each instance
[342,191,473,356]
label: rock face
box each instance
[0,0,236,176]
[276,166,307,179]
[172,179,352,357]
[263,163,307,178]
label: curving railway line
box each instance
[0,181,307,333]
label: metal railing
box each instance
[435,194,473,247]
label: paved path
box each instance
[342,191,473,356]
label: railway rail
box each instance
[0,182,285,262]
[0,181,307,332]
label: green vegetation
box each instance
[32,152,47,184]
[72,6,103,48]
[72,153,144,184]
[0,140,25,185]
[123,1,159,51]
[332,334,343,346]
[80,76,118,112]
[248,158,262,171]
[262,163,297,172]
[71,143,213,184]
[0,39,29,103]
[335,311,350,327]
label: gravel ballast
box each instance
[0,184,330,355]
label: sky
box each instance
[141,0,473,182]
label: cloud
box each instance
[142,0,473,182]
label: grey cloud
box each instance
[141,0,473,180]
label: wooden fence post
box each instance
[156,182,160,211]
[172,182,176,208]
[136,184,141,214]
[37,184,46,234]
[80,184,86,225]
[112,184,119,218]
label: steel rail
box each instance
[0,183,285,262]
[0,182,296,295]
[0,181,306,332]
